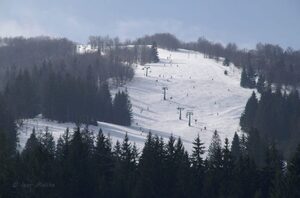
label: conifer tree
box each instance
[286,144,300,198]
[231,132,241,160]
[240,66,249,88]
[113,91,133,126]
[240,65,256,88]
[257,75,266,93]
[240,91,258,132]
[191,134,205,169]
[151,42,159,63]
[220,138,234,197]
[190,134,205,196]
[205,130,223,197]
[94,128,114,197]
[223,57,230,66]
[208,130,222,169]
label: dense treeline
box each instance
[134,33,300,86]
[88,36,160,65]
[0,36,134,88]
[183,37,300,86]
[0,37,75,90]
[1,124,300,198]
[135,33,181,51]
[3,65,133,125]
[0,36,163,125]
[0,36,159,90]
[240,88,300,158]
[0,36,74,69]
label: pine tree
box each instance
[240,91,258,132]
[55,128,72,198]
[94,128,114,197]
[220,138,234,197]
[113,91,132,126]
[240,65,256,88]
[134,133,165,198]
[223,57,230,66]
[256,75,266,93]
[190,134,205,196]
[204,130,223,197]
[247,65,256,88]
[113,134,136,198]
[247,128,266,168]
[191,134,205,169]
[173,138,192,198]
[21,128,54,197]
[67,127,95,198]
[164,135,178,197]
[0,129,16,198]
[286,144,300,198]
[208,130,222,168]
[98,83,113,122]
[260,142,284,198]
[240,66,249,88]
[151,42,159,63]
[231,132,241,161]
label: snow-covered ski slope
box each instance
[19,48,253,152]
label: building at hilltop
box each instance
[76,44,98,54]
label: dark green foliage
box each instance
[240,87,300,157]
[0,96,17,155]
[220,138,235,197]
[231,132,241,160]
[4,70,39,118]
[3,79,300,198]
[112,133,137,198]
[223,57,230,66]
[208,130,222,169]
[190,134,205,197]
[256,75,266,93]
[247,128,267,168]
[136,33,180,50]
[151,42,160,63]
[134,133,165,198]
[94,129,114,197]
[2,124,300,197]
[3,65,133,126]
[240,91,258,132]
[286,144,300,198]
[260,143,284,198]
[240,65,256,88]
[113,91,132,126]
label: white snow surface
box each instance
[19,48,253,152]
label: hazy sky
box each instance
[0,0,299,49]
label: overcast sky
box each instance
[0,0,299,49]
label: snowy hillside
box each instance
[19,48,253,152]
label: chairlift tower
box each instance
[142,66,151,77]
[186,111,194,126]
[162,86,168,100]
[177,107,185,120]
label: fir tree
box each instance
[151,42,159,63]
[240,91,258,132]
[240,65,256,88]
[256,75,266,93]
[223,57,230,66]
[190,134,205,196]
[113,91,133,126]
[286,144,300,198]
[94,128,114,197]
[231,132,241,160]
[208,130,222,168]
[220,138,234,197]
